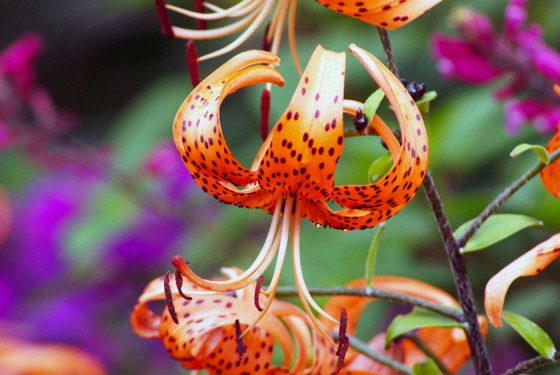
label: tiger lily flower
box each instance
[157,0,442,64]
[322,276,488,374]
[171,43,428,338]
[0,334,106,374]
[485,233,560,327]
[131,268,342,374]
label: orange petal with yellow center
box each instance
[173,50,285,209]
[0,337,106,375]
[485,233,560,327]
[540,124,560,198]
[316,0,442,29]
[257,45,345,202]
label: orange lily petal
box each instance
[554,85,560,96]
[322,276,485,373]
[485,233,560,327]
[258,45,345,201]
[316,0,442,29]
[0,337,106,375]
[540,123,560,198]
[308,44,428,230]
[173,50,285,209]
[131,269,334,374]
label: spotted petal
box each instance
[540,124,560,198]
[131,269,333,374]
[257,45,346,202]
[316,0,442,29]
[305,44,428,230]
[173,50,285,210]
[485,233,560,327]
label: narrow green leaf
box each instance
[416,91,437,116]
[363,88,385,121]
[365,223,385,287]
[385,308,464,348]
[510,143,550,164]
[368,153,393,183]
[412,359,440,375]
[454,214,543,253]
[502,310,557,359]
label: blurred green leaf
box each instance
[65,186,136,268]
[368,152,393,183]
[385,307,464,348]
[502,310,557,359]
[110,76,188,169]
[365,223,385,286]
[454,214,543,253]
[363,89,385,120]
[412,359,440,375]
[510,143,549,164]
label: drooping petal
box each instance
[485,233,560,327]
[173,50,285,210]
[316,0,442,30]
[540,124,560,198]
[257,45,345,202]
[309,45,428,230]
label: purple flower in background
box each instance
[0,32,43,97]
[431,0,560,134]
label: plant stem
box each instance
[501,352,560,375]
[376,26,492,375]
[422,171,492,375]
[275,286,464,322]
[377,28,399,77]
[333,332,412,375]
[457,148,560,248]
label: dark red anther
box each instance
[262,22,272,52]
[194,0,207,30]
[400,78,427,101]
[154,0,175,39]
[353,108,368,131]
[234,319,246,358]
[175,269,192,301]
[164,271,179,324]
[186,40,201,87]
[254,275,264,311]
[260,89,271,141]
[332,308,349,375]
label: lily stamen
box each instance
[234,319,246,358]
[174,269,192,300]
[185,40,200,87]
[163,271,179,324]
[254,275,265,311]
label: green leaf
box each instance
[365,223,385,287]
[454,214,543,253]
[368,153,393,183]
[415,91,437,116]
[385,307,464,348]
[363,88,385,121]
[412,359,440,375]
[510,143,550,164]
[502,310,557,359]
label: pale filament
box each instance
[175,199,283,292]
[242,196,293,336]
[291,201,337,345]
[167,0,260,20]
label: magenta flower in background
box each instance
[431,0,560,134]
